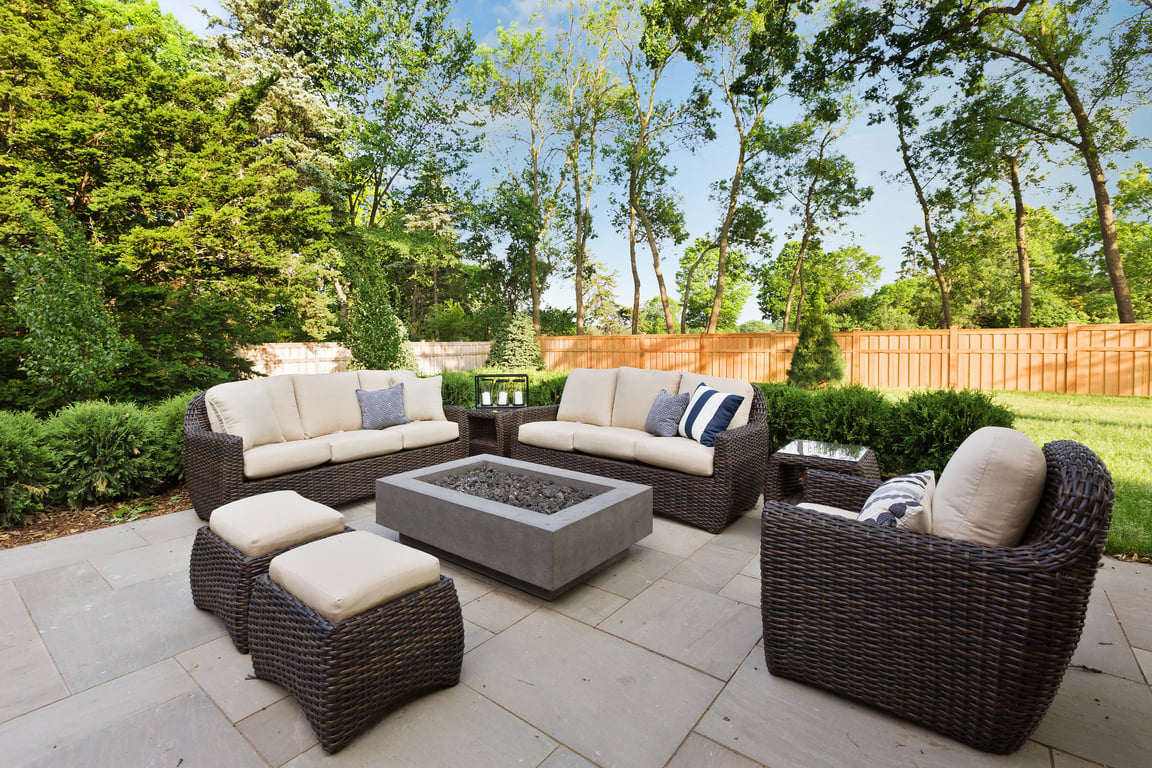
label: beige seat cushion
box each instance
[263,375,306,441]
[399,374,447,421]
[205,381,285,451]
[243,439,332,479]
[633,436,715,477]
[556,368,618,426]
[326,430,405,463]
[797,502,860,521]
[678,374,755,430]
[610,367,683,431]
[209,490,345,557]
[517,421,598,452]
[269,531,441,623]
[932,427,1047,547]
[292,372,363,437]
[390,420,459,450]
[572,426,656,461]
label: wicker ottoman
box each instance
[248,531,464,753]
[189,490,347,653]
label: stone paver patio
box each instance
[2,497,1150,767]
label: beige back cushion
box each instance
[401,375,447,421]
[611,367,683,431]
[678,374,755,429]
[932,427,1047,547]
[292,372,363,437]
[204,381,285,451]
[263,375,306,441]
[356,370,396,392]
[557,368,618,426]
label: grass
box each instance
[978,391,1151,559]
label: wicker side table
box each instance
[465,408,523,457]
[764,440,881,501]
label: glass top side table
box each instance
[764,439,881,501]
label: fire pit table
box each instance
[376,455,652,599]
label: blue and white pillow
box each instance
[645,389,691,437]
[857,471,935,532]
[678,383,745,447]
[357,384,410,430]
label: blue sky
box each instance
[156,0,1150,325]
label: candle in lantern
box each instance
[513,390,524,405]
[498,390,509,405]
[481,391,492,406]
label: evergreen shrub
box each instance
[0,411,51,527]
[440,371,475,407]
[46,401,162,508]
[485,313,544,370]
[757,383,814,450]
[803,385,893,455]
[786,293,844,389]
[884,389,1015,476]
[150,391,195,484]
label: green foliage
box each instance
[0,411,51,527]
[443,369,568,407]
[801,385,893,455]
[343,239,418,371]
[485,313,545,370]
[676,239,752,332]
[757,383,815,450]
[787,292,844,389]
[738,320,775,333]
[440,372,477,407]
[149,392,195,485]
[885,390,1015,476]
[526,370,569,406]
[46,401,162,509]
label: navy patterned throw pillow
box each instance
[357,384,410,430]
[678,383,744,447]
[644,389,691,437]
[857,471,935,532]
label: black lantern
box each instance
[474,373,529,409]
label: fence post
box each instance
[850,328,861,385]
[948,326,959,389]
[1066,322,1078,394]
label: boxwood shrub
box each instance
[0,411,52,527]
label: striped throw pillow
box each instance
[678,383,745,447]
[857,471,935,532]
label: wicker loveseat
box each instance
[760,438,1114,753]
[184,370,468,520]
[508,367,769,533]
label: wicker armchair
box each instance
[760,440,1114,754]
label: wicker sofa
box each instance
[508,367,769,533]
[184,370,467,520]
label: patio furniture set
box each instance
[183,366,1115,756]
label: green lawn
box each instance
[989,391,1151,559]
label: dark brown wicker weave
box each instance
[763,442,881,501]
[464,408,522,457]
[248,574,464,754]
[183,393,470,519]
[189,524,350,653]
[510,386,768,534]
[760,440,1114,754]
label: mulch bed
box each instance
[0,483,192,551]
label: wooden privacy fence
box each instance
[538,323,1152,397]
[241,341,491,376]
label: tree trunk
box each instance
[709,148,745,333]
[635,201,675,333]
[782,230,813,333]
[1007,156,1031,328]
[628,173,641,334]
[896,113,952,328]
[573,169,586,336]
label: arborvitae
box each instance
[485,312,545,370]
[787,290,844,389]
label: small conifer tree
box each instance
[787,289,844,389]
[344,249,417,371]
[485,312,545,370]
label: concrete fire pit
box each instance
[376,455,653,599]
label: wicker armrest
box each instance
[443,405,469,442]
[803,469,880,511]
[713,420,770,470]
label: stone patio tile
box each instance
[439,562,499,604]
[24,689,266,768]
[236,694,318,766]
[538,746,600,768]
[637,517,713,558]
[547,583,627,626]
[740,557,759,579]
[1134,647,1152,681]
[347,516,399,538]
[1032,666,1152,768]
[285,684,558,768]
[584,545,682,599]
[18,563,223,692]
[667,733,764,768]
[1096,559,1152,651]
[0,659,198,765]
[463,618,494,653]
[462,608,723,768]
[462,588,538,633]
[127,507,203,544]
[697,651,1052,768]
[709,515,761,554]
[337,496,376,520]
[89,533,196,589]
[664,542,756,594]
[602,579,761,679]
[1070,582,1145,682]
[718,573,761,607]
[0,524,148,582]
[0,581,69,723]
[176,635,287,722]
[1052,750,1109,767]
